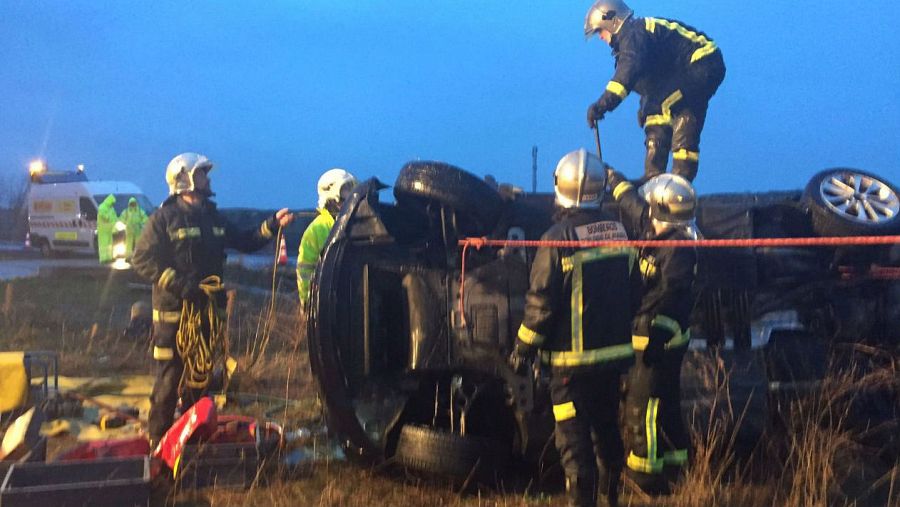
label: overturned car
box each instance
[307,162,900,478]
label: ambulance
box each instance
[26,164,153,258]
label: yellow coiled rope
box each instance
[176,275,227,390]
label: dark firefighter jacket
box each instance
[612,181,697,349]
[594,16,722,115]
[516,208,640,371]
[132,197,279,346]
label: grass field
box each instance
[1,267,897,507]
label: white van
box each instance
[27,171,153,257]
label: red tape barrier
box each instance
[456,235,900,326]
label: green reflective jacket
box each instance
[96,194,118,234]
[297,208,335,305]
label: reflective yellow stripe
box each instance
[561,256,574,273]
[644,90,683,127]
[540,344,634,367]
[260,220,273,239]
[553,402,577,422]
[627,397,663,473]
[663,449,688,466]
[606,81,628,99]
[632,335,649,351]
[673,149,700,162]
[153,346,174,361]
[168,227,200,241]
[152,309,181,324]
[644,17,718,64]
[212,227,226,237]
[158,268,176,290]
[652,314,681,336]
[517,324,546,346]
[640,256,657,279]
[612,181,633,201]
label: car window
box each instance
[79,197,97,220]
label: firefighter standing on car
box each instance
[297,168,357,308]
[508,149,639,507]
[607,169,698,494]
[132,152,294,446]
[119,196,148,259]
[584,0,726,182]
[96,194,118,264]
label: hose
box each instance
[176,275,228,390]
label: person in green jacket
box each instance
[119,197,148,259]
[96,194,118,264]
[297,168,357,309]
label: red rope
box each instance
[456,235,900,326]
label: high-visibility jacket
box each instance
[132,196,279,359]
[119,197,148,257]
[516,208,640,372]
[297,208,335,306]
[611,181,697,347]
[96,194,118,263]
[594,16,723,116]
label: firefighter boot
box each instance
[598,462,623,507]
[671,110,703,182]
[565,474,597,507]
[643,125,672,181]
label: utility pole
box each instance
[531,145,538,194]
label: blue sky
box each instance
[1,1,898,208]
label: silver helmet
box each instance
[554,148,607,209]
[639,174,697,225]
[165,152,214,195]
[584,0,634,38]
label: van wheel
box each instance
[39,239,53,258]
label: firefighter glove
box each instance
[606,167,628,190]
[508,342,536,376]
[643,326,671,367]
[587,100,607,127]
[170,273,203,300]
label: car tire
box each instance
[803,168,900,237]
[394,161,503,236]
[38,238,53,258]
[393,424,508,480]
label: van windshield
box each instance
[93,194,155,215]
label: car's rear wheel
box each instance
[394,161,504,237]
[393,424,508,482]
[804,168,900,237]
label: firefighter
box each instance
[96,194,118,264]
[584,0,726,182]
[132,152,294,446]
[606,169,698,494]
[297,168,357,308]
[119,197,148,259]
[508,149,639,507]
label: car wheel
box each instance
[393,424,508,480]
[394,161,504,236]
[803,168,900,237]
[39,239,53,258]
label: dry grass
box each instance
[2,271,897,507]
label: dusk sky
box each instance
[2,1,898,209]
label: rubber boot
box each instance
[599,463,622,507]
[643,125,672,180]
[566,475,597,507]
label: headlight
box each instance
[113,242,127,257]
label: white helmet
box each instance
[317,168,357,209]
[639,174,697,225]
[165,152,214,195]
[584,0,634,38]
[553,148,607,209]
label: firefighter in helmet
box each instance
[508,149,639,507]
[584,0,726,182]
[297,168,357,309]
[607,169,699,494]
[132,153,294,446]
